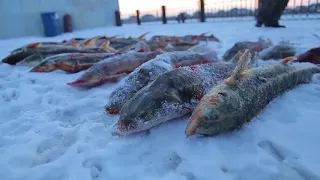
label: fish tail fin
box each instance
[281,56,297,65]
[225,49,251,86]
[138,32,150,40]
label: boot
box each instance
[264,21,286,28]
[255,20,263,27]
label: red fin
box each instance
[83,37,99,47]
[27,42,41,48]
[67,79,86,86]
[71,40,79,48]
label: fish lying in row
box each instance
[149,32,220,43]
[113,51,258,136]
[258,40,296,60]
[30,52,117,73]
[223,37,273,61]
[67,50,164,87]
[108,32,150,52]
[285,47,320,65]
[185,50,320,136]
[105,51,219,114]
[2,42,111,65]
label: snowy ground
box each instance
[0,20,320,180]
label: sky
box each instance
[118,0,316,17]
[119,0,199,15]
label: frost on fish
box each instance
[185,50,320,137]
[259,41,296,60]
[16,53,55,67]
[67,51,163,87]
[113,61,239,136]
[104,51,220,115]
[134,40,151,52]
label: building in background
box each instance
[0,0,119,39]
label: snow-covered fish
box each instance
[223,38,272,61]
[113,52,258,136]
[105,51,219,114]
[185,50,320,137]
[30,52,117,73]
[259,41,296,60]
[67,50,163,87]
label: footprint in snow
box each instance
[33,131,77,166]
[258,140,320,180]
[82,156,106,180]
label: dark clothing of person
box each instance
[255,0,289,28]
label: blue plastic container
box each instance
[40,12,62,37]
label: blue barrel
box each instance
[40,12,62,37]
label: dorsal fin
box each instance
[108,35,119,41]
[100,41,116,52]
[27,42,41,48]
[83,36,100,48]
[281,56,297,64]
[71,40,79,48]
[100,41,110,49]
[138,32,150,40]
[199,32,209,36]
[225,49,251,86]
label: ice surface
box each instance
[1,20,320,180]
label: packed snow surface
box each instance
[1,20,320,180]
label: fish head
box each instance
[67,71,104,87]
[223,43,242,61]
[185,89,237,137]
[113,76,191,136]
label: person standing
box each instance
[255,0,289,28]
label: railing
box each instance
[114,0,319,26]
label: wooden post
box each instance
[136,10,141,25]
[161,6,167,24]
[199,0,205,22]
[114,10,122,26]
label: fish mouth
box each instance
[67,79,88,87]
[185,119,199,137]
[185,109,202,137]
[68,73,125,88]
[111,120,139,136]
[104,105,120,114]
